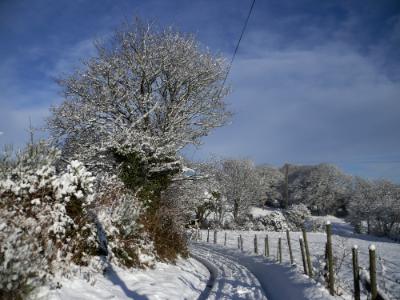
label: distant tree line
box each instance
[178,159,400,238]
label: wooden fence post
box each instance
[207,227,210,243]
[369,244,377,300]
[254,234,258,254]
[286,229,294,265]
[326,221,335,295]
[299,237,308,275]
[240,234,243,251]
[278,237,282,263]
[324,242,329,287]
[302,228,313,277]
[213,230,217,244]
[265,235,269,257]
[224,232,227,246]
[238,236,240,249]
[352,245,360,300]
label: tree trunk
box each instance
[367,218,371,234]
[233,201,239,222]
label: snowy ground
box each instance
[34,238,343,300]
[250,207,279,218]
[35,257,209,300]
[191,243,267,299]
[191,242,335,300]
[198,223,400,299]
[33,215,399,300]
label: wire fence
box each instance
[192,228,400,300]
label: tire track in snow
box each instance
[191,242,336,300]
[190,243,268,300]
[190,253,218,300]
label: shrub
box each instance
[116,151,188,262]
[260,211,290,231]
[241,210,290,231]
[0,143,99,298]
[284,204,311,230]
[95,179,156,268]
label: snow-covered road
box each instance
[191,243,267,299]
[191,242,336,300]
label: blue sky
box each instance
[1,0,400,181]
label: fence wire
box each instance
[195,229,400,299]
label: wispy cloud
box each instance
[0,36,100,149]
[192,34,400,181]
[45,38,98,78]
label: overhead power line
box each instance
[221,0,256,88]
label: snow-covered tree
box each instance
[348,177,376,233]
[48,20,230,176]
[161,161,225,228]
[349,177,400,236]
[193,162,228,227]
[372,180,400,236]
[256,165,284,207]
[216,159,262,223]
[48,19,231,261]
[288,164,351,215]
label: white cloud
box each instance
[192,40,400,182]
[45,37,97,78]
[0,36,100,150]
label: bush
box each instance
[221,206,313,232]
[284,204,311,230]
[240,210,290,231]
[260,211,290,231]
[116,151,188,262]
[0,140,190,298]
[0,143,98,297]
[0,143,158,297]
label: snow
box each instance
[250,207,278,218]
[199,226,400,299]
[191,244,267,299]
[31,198,41,205]
[309,215,353,235]
[192,242,335,300]
[182,166,195,177]
[36,258,209,300]
[33,227,365,300]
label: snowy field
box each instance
[198,224,400,300]
[35,258,209,300]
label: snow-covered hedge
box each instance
[0,141,173,299]
[94,178,156,268]
[283,204,311,230]
[0,143,99,298]
[221,210,290,231]
[221,205,315,232]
